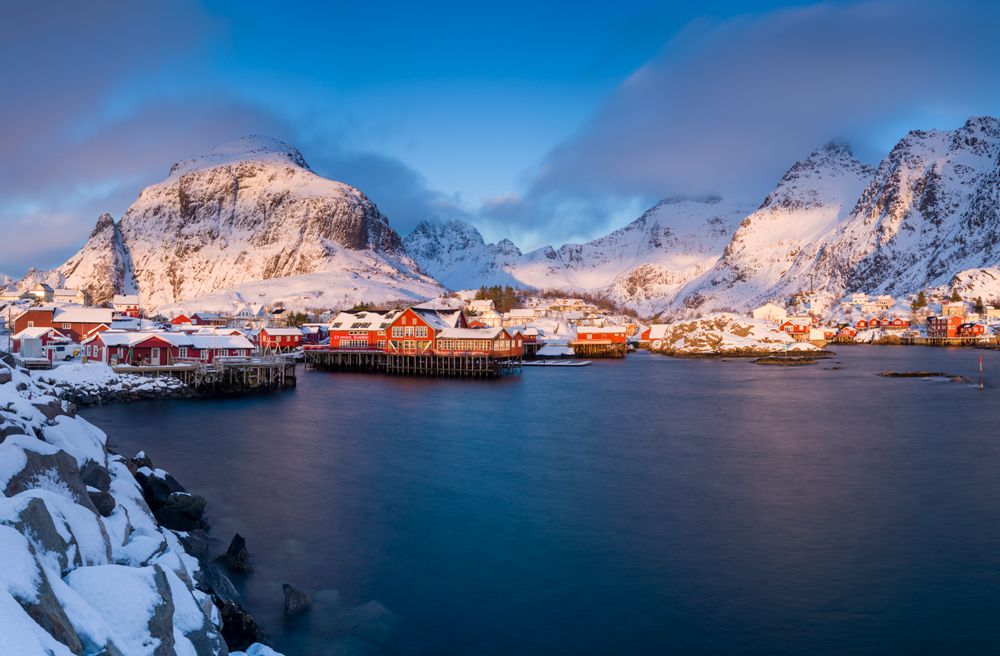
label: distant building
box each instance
[28,283,54,303]
[927,315,963,339]
[53,288,88,305]
[113,294,141,317]
[942,302,967,317]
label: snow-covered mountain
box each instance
[795,116,1000,296]
[670,142,875,314]
[34,137,445,311]
[405,197,753,315]
[403,219,523,289]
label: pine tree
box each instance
[975,296,986,314]
[950,289,962,302]
[911,290,927,312]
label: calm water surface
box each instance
[84,346,1000,655]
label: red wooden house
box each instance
[838,325,858,338]
[927,315,963,339]
[779,320,810,336]
[13,306,113,342]
[258,327,303,352]
[887,317,911,330]
[326,311,398,351]
[170,314,194,326]
[434,327,523,357]
[574,326,628,343]
[11,327,68,353]
[958,322,986,337]
[385,306,468,354]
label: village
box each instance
[0,282,639,386]
[4,280,1000,390]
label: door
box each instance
[151,347,160,365]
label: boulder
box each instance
[32,399,67,422]
[153,492,207,532]
[283,583,311,618]
[148,566,178,656]
[20,565,86,655]
[4,446,99,514]
[80,460,111,491]
[219,533,254,573]
[10,497,72,574]
[199,563,241,606]
[0,367,12,384]
[134,469,186,510]
[88,490,117,517]
[220,600,270,652]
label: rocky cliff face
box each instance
[34,137,442,311]
[49,213,135,304]
[802,116,1000,296]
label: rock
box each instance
[134,468,186,510]
[199,563,241,606]
[148,566,177,656]
[220,600,270,652]
[20,565,86,655]
[283,583,311,618]
[219,533,254,573]
[80,460,111,491]
[32,399,67,422]
[0,422,26,442]
[88,490,117,517]
[4,447,99,514]
[130,451,154,471]
[178,529,212,562]
[10,497,72,574]
[153,492,207,532]
[0,368,11,384]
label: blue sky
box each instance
[2,0,999,276]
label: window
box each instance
[415,326,428,338]
[404,325,414,337]
[179,347,188,358]
[62,323,71,329]
[27,321,34,328]
[391,326,404,338]
[404,340,415,350]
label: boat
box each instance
[522,359,591,367]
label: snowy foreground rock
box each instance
[0,356,279,655]
[649,313,822,357]
[33,364,192,406]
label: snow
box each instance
[536,344,575,357]
[65,565,165,655]
[649,313,821,355]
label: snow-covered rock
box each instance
[50,213,136,305]
[0,357,278,655]
[648,313,821,356]
[403,219,523,289]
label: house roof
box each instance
[113,294,140,305]
[578,325,626,333]
[53,307,114,324]
[13,326,67,340]
[437,327,505,340]
[261,327,303,336]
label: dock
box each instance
[304,348,522,378]
[112,355,297,393]
[567,340,627,358]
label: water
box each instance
[84,346,1000,655]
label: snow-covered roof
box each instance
[437,327,505,339]
[412,307,463,330]
[113,294,140,305]
[13,326,66,340]
[53,307,114,324]
[261,327,303,336]
[577,325,627,334]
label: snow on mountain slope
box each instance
[671,143,874,314]
[155,263,446,317]
[405,197,753,315]
[403,219,523,289]
[46,213,136,304]
[782,116,1000,298]
[37,136,444,312]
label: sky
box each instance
[2,0,1000,277]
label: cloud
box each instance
[494,0,1000,244]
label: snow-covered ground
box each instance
[0,357,278,654]
[648,313,822,356]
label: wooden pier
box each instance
[112,356,297,393]
[304,349,522,378]
[568,340,627,358]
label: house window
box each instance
[179,347,188,358]
[62,323,71,329]
[391,326,404,338]
[404,340,415,350]
[404,325,414,337]
[27,321,34,328]
[415,326,428,338]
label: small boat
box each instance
[523,359,591,367]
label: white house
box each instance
[53,288,88,305]
[112,294,141,315]
[751,302,788,324]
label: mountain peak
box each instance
[167,135,310,178]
